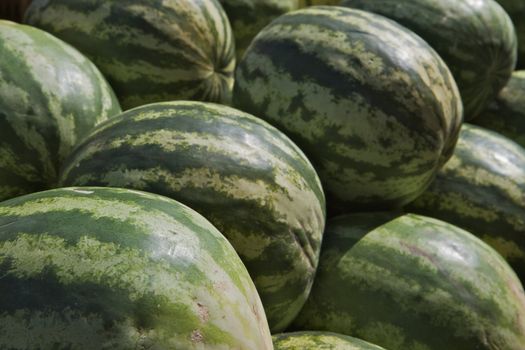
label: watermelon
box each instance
[472,71,525,147]
[24,0,235,110]
[58,101,326,332]
[273,331,386,350]
[0,20,120,202]
[496,0,525,69]
[291,213,525,350]
[341,0,517,120]
[405,123,525,283]
[233,6,462,212]
[219,0,301,60]
[0,187,273,349]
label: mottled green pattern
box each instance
[341,0,517,120]
[219,0,301,60]
[25,0,235,110]
[273,331,386,349]
[58,101,326,332]
[406,123,525,283]
[0,187,273,349]
[233,6,462,212]
[0,20,120,202]
[473,71,525,146]
[292,213,525,350]
[496,0,525,69]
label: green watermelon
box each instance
[273,331,386,350]
[496,0,525,69]
[341,0,517,120]
[0,187,273,349]
[233,6,462,212]
[292,213,525,350]
[58,101,326,332]
[219,0,301,60]
[24,0,235,110]
[472,71,525,146]
[0,20,120,202]
[405,123,525,283]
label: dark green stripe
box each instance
[0,30,61,172]
[247,13,447,130]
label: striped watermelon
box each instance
[58,101,326,332]
[496,0,525,68]
[292,213,525,350]
[341,0,518,120]
[218,0,301,60]
[473,71,525,147]
[233,6,462,212]
[405,123,525,283]
[0,20,120,202]
[273,332,386,350]
[0,187,273,349]
[24,0,235,110]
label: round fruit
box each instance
[25,0,235,110]
[273,331,386,350]
[0,20,120,202]
[406,123,525,283]
[341,0,518,120]
[58,101,326,332]
[233,6,462,212]
[473,71,525,147]
[292,213,525,350]
[0,187,273,349]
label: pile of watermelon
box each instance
[1,0,525,349]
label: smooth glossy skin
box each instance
[407,123,525,283]
[0,187,273,349]
[25,0,235,110]
[473,71,525,147]
[0,20,121,202]
[292,213,525,350]
[341,0,517,120]
[58,101,326,332]
[273,331,386,350]
[234,6,462,212]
